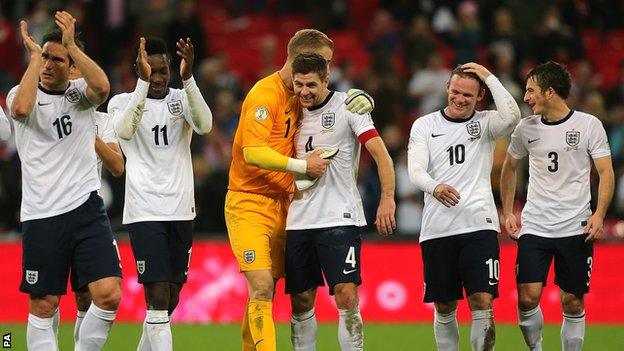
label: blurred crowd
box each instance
[0,0,623,239]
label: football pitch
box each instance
[1,323,623,350]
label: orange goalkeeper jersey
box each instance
[228,72,301,196]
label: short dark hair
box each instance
[41,29,85,64]
[526,61,571,99]
[449,65,485,91]
[143,37,169,57]
[292,53,328,81]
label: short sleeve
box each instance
[588,117,611,159]
[507,123,527,159]
[348,111,375,137]
[97,112,118,144]
[5,85,19,118]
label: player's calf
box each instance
[334,283,363,351]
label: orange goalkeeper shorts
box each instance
[225,190,289,278]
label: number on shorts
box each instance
[587,256,593,286]
[485,258,500,280]
[112,239,122,269]
[187,247,193,270]
[345,246,356,268]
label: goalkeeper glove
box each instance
[345,89,375,114]
[294,148,339,191]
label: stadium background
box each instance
[0,0,624,349]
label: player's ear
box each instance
[477,88,486,101]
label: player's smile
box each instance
[293,72,328,108]
[524,77,545,115]
[445,74,482,119]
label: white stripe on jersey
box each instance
[286,91,375,230]
[94,111,118,181]
[108,88,196,224]
[508,110,611,238]
[409,109,508,242]
[7,79,100,221]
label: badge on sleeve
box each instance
[254,106,269,121]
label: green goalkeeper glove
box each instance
[345,89,375,114]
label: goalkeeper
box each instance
[225,29,375,351]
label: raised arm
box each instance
[500,153,521,238]
[177,38,213,134]
[584,155,615,241]
[112,38,150,140]
[462,62,521,138]
[10,21,42,119]
[55,11,109,105]
[364,136,396,236]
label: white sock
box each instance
[27,314,58,351]
[291,308,317,351]
[137,321,152,351]
[338,307,363,351]
[52,308,60,341]
[77,303,116,351]
[74,310,87,345]
[471,309,495,351]
[519,306,543,350]
[145,310,172,351]
[561,310,585,351]
[434,309,459,351]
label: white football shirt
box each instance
[7,79,100,221]
[94,111,118,180]
[108,88,197,224]
[409,109,516,242]
[286,91,375,230]
[0,108,10,141]
[508,110,611,238]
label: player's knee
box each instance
[467,293,493,311]
[517,294,540,311]
[168,290,181,314]
[334,283,358,310]
[291,291,315,314]
[29,296,60,317]
[434,301,457,314]
[75,290,92,312]
[250,285,274,301]
[561,293,584,315]
[92,285,122,310]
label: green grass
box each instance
[1,323,623,350]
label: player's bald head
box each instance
[287,29,334,59]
